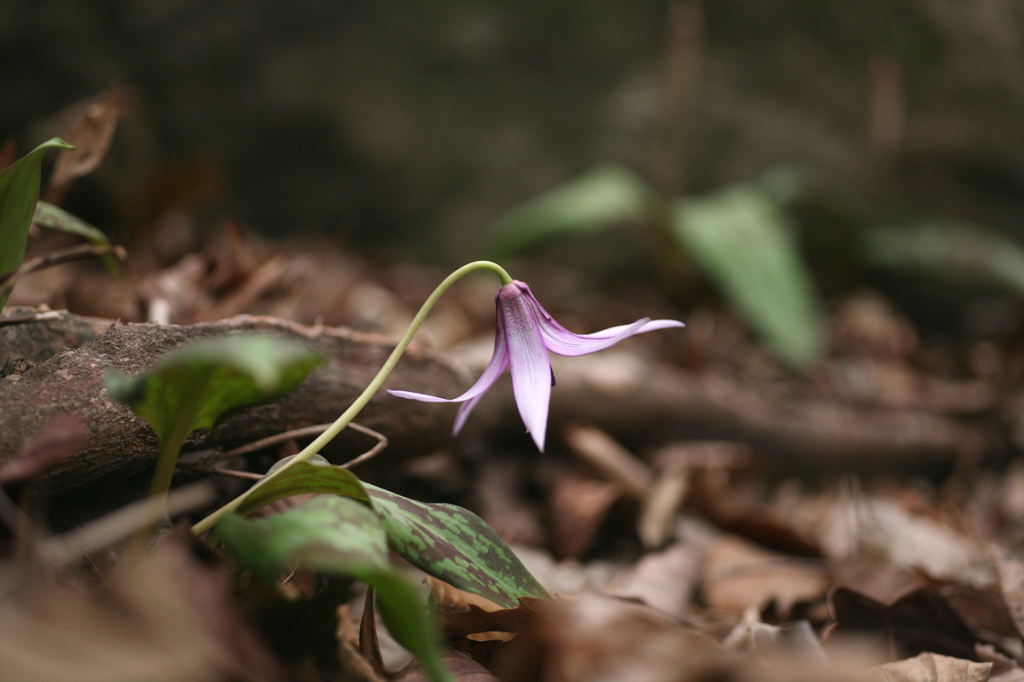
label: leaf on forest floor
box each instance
[106,334,322,444]
[0,137,74,309]
[365,482,550,609]
[827,587,980,661]
[820,498,994,589]
[606,541,705,619]
[234,453,547,610]
[0,530,282,682]
[491,593,720,682]
[394,650,499,682]
[871,652,992,682]
[546,472,622,560]
[46,86,120,197]
[701,534,829,616]
[216,495,452,682]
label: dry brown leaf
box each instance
[439,599,544,641]
[427,575,506,613]
[827,586,980,661]
[547,472,622,560]
[702,535,830,616]
[492,593,721,682]
[872,652,991,682]
[563,424,653,498]
[992,545,1024,643]
[607,541,704,619]
[47,87,121,196]
[0,531,280,682]
[394,650,498,682]
[821,499,994,589]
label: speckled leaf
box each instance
[106,334,322,445]
[231,455,548,609]
[365,483,550,608]
[218,495,452,682]
[237,454,371,515]
[218,495,389,581]
[0,137,74,308]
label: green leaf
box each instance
[218,495,389,581]
[217,496,453,682]
[33,201,117,273]
[670,182,823,370]
[233,454,548,609]
[0,137,74,308]
[106,334,322,446]
[864,221,1024,296]
[365,482,550,608]
[236,454,371,515]
[490,164,654,256]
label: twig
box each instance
[177,464,263,481]
[182,422,386,479]
[209,421,387,468]
[0,243,127,301]
[212,423,336,460]
[38,481,215,568]
[0,310,64,327]
[339,422,388,469]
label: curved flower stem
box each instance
[191,260,512,535]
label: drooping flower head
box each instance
[388,280,684,451]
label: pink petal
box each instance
[388,307,510,409]
[500,283,552,451]
[522,289,684,357]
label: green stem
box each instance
[121,420,190,563]
[191,260,512,535]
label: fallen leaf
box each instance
[607,541,705,619]
[0,531,281,682]
[547,472,622,560]
[47,87,120,197]
[828,586,980,661]
[702,535,830,615]
[492,594,721,682]
[394,650,499,682]
[872,652,991,682]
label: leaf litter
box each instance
[8,92,1024,682]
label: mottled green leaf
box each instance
[218,495,389,581]
[237,454,371,515]
[33,201,117,273]
[218,496,452,682]
[365,483,550,608]
[0,138,74,308]
[106,335,322,445]
[865,221,1024,296]
[670,182,823,370]
[232,454,548,609]
[490,164,654,256]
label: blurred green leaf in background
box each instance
[670,179,824,370]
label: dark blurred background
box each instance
[5,0,1024,261]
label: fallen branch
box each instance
[0,314,466,496]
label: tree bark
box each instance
[0,314,466,495]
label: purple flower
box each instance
[388,280,684,451]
